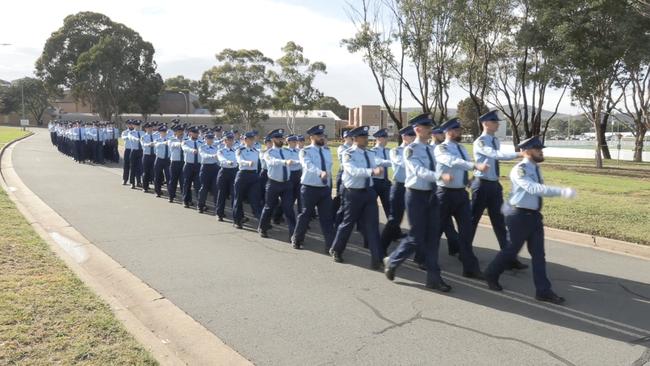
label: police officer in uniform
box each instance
[127,121,144,189]
[371,128,393,219]
[260,136,272,212]
[329,126,384,269]
[216,132,238,221]
[153,125,171,198]
[333,131,353,224]
[384,114,451,292]
[232,131,263,229]
[167,125,185,203]
[122,121,136,184]
[181,126,203,207]
[197,131,220,213]
[141,122,157,193]
[286,134,303,215]
[258,129,298,239]
[379,125,415,253]
[291,124,334,251]
[434,117,487,279]
[485,136,576,304]
[472,110,528,270]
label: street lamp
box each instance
[176,91,189,117]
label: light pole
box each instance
[176,91,189,117]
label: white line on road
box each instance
[570,285,597,292]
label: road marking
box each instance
[49,232,88,264]
[633,298,650,305]
[570,285,596,292]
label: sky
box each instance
[0,0,580,116]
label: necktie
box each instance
[457,144,469,186]
[491,137,500,177]
[96,129,99,142]
[149,134,154,155]
[193,141,198,164]
[363,150,371,188]
[255,150,261,172]
[179,140,184,162]
[535,165,543,210]
[279,149,288,181]
[137,132,142,150]
[425,146,435,171]
[382,148,388,180]
[318,147,327,184]
[164,142,169,160]
[78,128,81,141]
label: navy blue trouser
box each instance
[142,154,156,190]
[167,160,183,200]
[122,148,132,181]
[485,210,552,296]
[259,180,296,235]
[470,179,508,249]
[293,185,335,247]
[233,171,262,224]
[153,157,170,196]
[216,167,237,218]
[388,189,443,284]
[259,169,268,208]
[198,164,218,208]
[330,188,382,262]
[372,178,392,219]
[94,141,104,164]
[129,149,143,185]
[380,182,405,252]
[437,187,480,273]
[332,170,344,224]
[74,140,84,162]
[182,162,201,204]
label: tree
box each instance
[131,73,164,120]
[35,12,162,121]
[164,75,200,94]
[0,78,51,126]
[313,96,349,120]
[269,41,327,133]
[201,49,273,131]
[457,96,488,137]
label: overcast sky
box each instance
[0,0,580,115]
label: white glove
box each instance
[501,202,514,216]
[561,187,576,199]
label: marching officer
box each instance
[431,125,460,256]
[384,114,451,292]
[379,125,415,253]
[371,128,393,219]
[434,117,487,279]
[127,120,144,189]
[260,136,272,211]
[286,135,303,215]
[73,121,85,163]
[153,125,171,197]
[485,136,576,304]
[232,131,262,229]
[258,129,298,240]
[141,122,157,193]
[329,126,384,269]
[167,125,185,203]
[333,131,353,224]
[291,124,334,251]
[216,132,238,222]
[472,110,528,270]
[197,131,220,213]
[181,126,203,208]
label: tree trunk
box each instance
[593,109,604,168]
[634,124,647,162]
[598,118,612,159]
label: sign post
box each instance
[20,119,29,131]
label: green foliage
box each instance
[456,97,488,137]
[35,12,163,121]
[313,96,349,120]
[0,78,51,126]
[164,75,201,94]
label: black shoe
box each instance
[198,207,205,213]
[485,274,503,291]
[370,259,382,270]
[463,271,485,280]
[384,257,395,281]
[323,245,330,254]
[217,216,224,222]
[242,217,249,224]
[234,222,243,229]
[292,242,302,250]
[417,262,427,271]
[131,184,136,189]
[509,260,529,270]
[259,230,268,238]
[122,180,128,185]
[136,182,143,188]
[535,293,565,305]
[169,197,174,203]
[426,280,452,292]
[156,194,161,198]
[143,188,149,193]
[184,203,190,208]
[330,249,343,263]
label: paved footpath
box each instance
[11,131,650,365]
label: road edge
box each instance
[0,131,253,365]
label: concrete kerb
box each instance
[0,132,253,366]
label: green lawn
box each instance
[328,140,650,245]
[0,127,157,365]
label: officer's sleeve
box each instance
[300,149,322,175]
[181,141,191,153]
[236,148,249,165]
[474,138,518,161]
[120,130,129,139]
[390,148,403,168]
[510,165,563,197]
[343,152,372,178]
[405,147,437,183]
[264,150,286,167]
[435,145,474,170]
[372,149,392,167]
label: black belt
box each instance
[514,207,539,213]
[479,179,498,183]
[239,170,258,173]
[346,187,369,192]
[440,187,465,191]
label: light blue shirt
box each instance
[434,140,474,188]
[124,129,142,150]
[337,143,352,164]
[199,143,219,165]
[341,145,377,189]
[264,147,293,182]
[154,136,171,158]
[473,133,518,181]
[403,140,438,191]
[300,144,333,187]
[508,158,562,211]
[390,144,409,183]
[371,145,392,181]
[218,146,238,168]
[72,127,85,141]
[141,132,156,155]
[236,146,260,171]
[167,136,184,161]
[182,139,203,163]
[285,147,302,172]
[86,127,105,142]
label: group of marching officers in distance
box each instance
[49,110,578,305]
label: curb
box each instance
[0,130,253,366]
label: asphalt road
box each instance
[11,131,650,366]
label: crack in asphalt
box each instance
[632,348,650,366]
[354,295,576,366]
[620,283,650,301]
